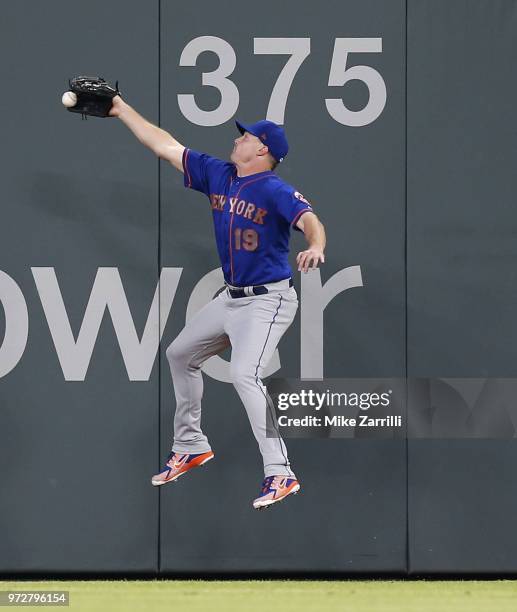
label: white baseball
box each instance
[61,91,77,108]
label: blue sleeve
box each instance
[275,185,314,232]
[182,148,228,196]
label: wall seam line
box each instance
[157,0,162,577]
[404,0,410,577]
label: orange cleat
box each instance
[252,475,301,510]
[151,451,214,487]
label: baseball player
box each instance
[109,95,326,509]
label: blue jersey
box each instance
[182,148,313,287]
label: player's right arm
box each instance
[109,96,185,172]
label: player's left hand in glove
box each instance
[65,76,120,119]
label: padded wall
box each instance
[1,0,516,575]
[407,0,517,573]
[0,0,159,572]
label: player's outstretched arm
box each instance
[295,212,326,273]
[109,95,185,172]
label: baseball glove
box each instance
[67,76,120,119]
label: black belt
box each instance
[227,278,293,299]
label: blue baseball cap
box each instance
[235,119,289,163]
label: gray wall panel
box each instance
[0,1,159,572]
[159,0,407,572]
[408,0,517,572]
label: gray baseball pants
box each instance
[165,279,298,478]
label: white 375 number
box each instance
[177,37,386,127]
